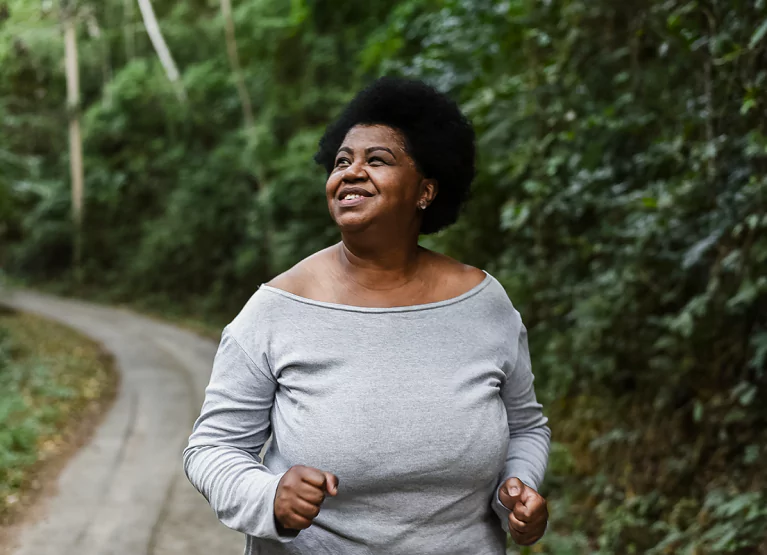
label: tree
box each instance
[62,0,84,277]
[135,0,185,103]
[220,0,253,130]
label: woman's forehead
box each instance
[339,124,406,151]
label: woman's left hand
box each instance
[498,477,548,546]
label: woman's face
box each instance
[325,124,434,235]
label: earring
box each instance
[419,200,428,210]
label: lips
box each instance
[337,186,374,201]
[336,186,374,208]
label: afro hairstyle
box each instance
[314,77,475,235]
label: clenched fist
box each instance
[498,477,548,546]
[274,465,339,531]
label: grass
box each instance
[0,307,118,523]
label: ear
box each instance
[418,178,439,207]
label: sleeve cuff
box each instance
[491,485,512,533]
[256,472,300,543]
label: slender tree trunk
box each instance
[86,13,112,107]
[63,4,84,280]
[220,0,268,272]
[702,8,718,189]
[220,0,254,130]
[135,0,186,103]
[123,0,135,60]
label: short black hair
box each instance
[315,77,476,235]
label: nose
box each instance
[342,160,367,182]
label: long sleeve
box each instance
[182,329,296,542]
[491,318,551,533]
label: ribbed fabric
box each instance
[183,272,550,555]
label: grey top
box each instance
[183,272,551,555]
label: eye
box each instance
[335,157,351,168]
[368,156,386,166]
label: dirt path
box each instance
[0,290,243,555]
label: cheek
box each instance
[376,169,418,201]
[325,173,340,198]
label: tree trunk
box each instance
[63,5,84,280]
[220,0,254,130]
[85,12,112,107]
[135,0,186,103]
[123,0,135,60]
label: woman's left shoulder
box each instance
[425,251,486,294]
[435,256,520,315]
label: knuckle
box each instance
[282,482,295,494]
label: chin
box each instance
[333,212,374,234]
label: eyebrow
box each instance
[366,146,395,156]
[336,146,396,157]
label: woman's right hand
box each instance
[274,465,339,531]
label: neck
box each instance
[337,231,423,291]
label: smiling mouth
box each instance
[337,186,374,206]
[338,194,368,206]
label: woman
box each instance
[183,77,551,555]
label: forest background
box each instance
[1,0,766,553]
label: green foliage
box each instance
[0,311,116,518]
[1,0,765,551]
[645,490,767,554]
[362,1,767,552]
[0,320,71,507]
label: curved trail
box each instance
[0,290,242,555]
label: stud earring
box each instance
[419,201,428,210]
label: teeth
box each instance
[343,194,362,200]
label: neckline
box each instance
[258,271,493,314]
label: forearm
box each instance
[501,424,551,491]
[183,444,294,541]
[491,424,551,530]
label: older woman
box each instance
[183,77,551,555]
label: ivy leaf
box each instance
[749,19,767,49]
[682,230,722,269]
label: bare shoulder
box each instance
[264,246,336,297]
[422,249,487,297]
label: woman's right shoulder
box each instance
[264,265,312,298]
[263,246,336,298]
[228,247,335,328]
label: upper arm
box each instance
[187,329,277,456]
[502,315,548,435]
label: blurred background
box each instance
[1,0,766,553]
